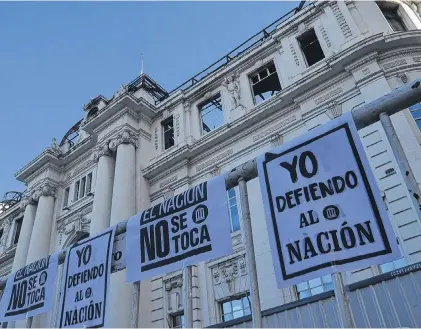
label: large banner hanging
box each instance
[257,112,400,288]
[0,252,60,321]
[57,227,115,328]
[126,175,233,282]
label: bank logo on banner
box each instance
[0,252,60,321]
[126,175,233,282]
[257,112,400,288]
[57,227,115,328]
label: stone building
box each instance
[1,0,421,327]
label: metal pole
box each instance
[25,317,32,329]
[183,266,193,328]
[332,272,353,328]
[130,282,140,328]
[379,112,421,220]
[238,178,262,328]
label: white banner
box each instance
[0,252,59,321]
[126,175,233,282]
[257,112,400,288]
[57,227,115,328]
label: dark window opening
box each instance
[14,219,22,245]
[297,28,325,67]
[86,173,93,194]
[74,181,80,202]
[250,63,281,104]
[199,94,224,134]
[162,116,175,150]
[87,107,99,119]
[80,177,86,198]
[171,313,185,328]
[220,294,251,322]
[0,229,3,244]
[378,4,407,32]
[63,187,70,208]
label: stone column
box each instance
[25,183,56,263]
[90,142,115,235]
[183,101,195,145]
[107,129,137,328]
[11,196,37,272]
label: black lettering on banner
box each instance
[59,231,113,328]
[262,123,392,280]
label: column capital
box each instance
[20,190,38,210]
[183,100,192,112]
[109,128,138,151]
[32,181,57,201]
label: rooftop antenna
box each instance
[140,53,144,76]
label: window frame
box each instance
[249,61,282,105]
[297,28,325,68]
[162,115,175,150]
[13,218,23,246]
[198,93,224,135]
[227,187,241,233]
[63,186,70,208]
[170,311,185,329]
[220,293,251,322]
[295,274,334,300]
[378,3,407,32]
[72,172,93,203]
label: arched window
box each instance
[87,106,99,119]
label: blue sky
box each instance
[0,1,299,197]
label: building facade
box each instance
[1,0,421,327]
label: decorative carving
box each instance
[253,115,296,142]
[154,127,158,151]
[319,25,331,48]
[362,67,370,76]
[196,149,234,173]
[183,101,191,112]
[402,0,421,18]
[289,42,300,66]
[114,84,128,98]
[160,175,178,188]
[0,218,12,247]
[330,1,352,38]
[232,233,242,248]
[210,255,247,296]
[326,101,343,119]
[400,73,408,84]
[314,87,343,105]
[164,275,183,314]
[97,140,112,159]
[222,74,243,110]
[50,138,62,154]
[20,192,37,209]
[270,133,283,148]
[210,165,221,178]
[383,59,407,70]
[109,128,138,150]
[175,114,180,137]
[413,56,421,63]
[33,182,57,200]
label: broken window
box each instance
[198,94,224,134]
[250,62,282,104]
[297,28,325,67]
[378,3,407,32]
[162,116,175,150]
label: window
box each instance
[409,103,421,131]
[0,229,3,243]
[250,62,281,104]
[13,219,22,245]
[227,188,240,233]
[63,187,70,208]
[297,28,325,67]
[221,294,251,322]
[378,4,407,32]
[87,106,99,120]
[171,312,184,328]
[199,94,224,134]
[296,275,333,300]
[73,172,93,202]
[162,116,175,150]
[86,173,93,194]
